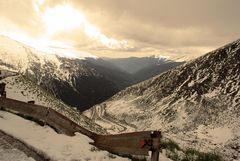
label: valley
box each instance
[84,39,240,160]
[0,36,181,111]
[0,36,240,161]
[1,1,239,160]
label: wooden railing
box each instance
[0,97,162,161]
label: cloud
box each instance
[1,0,240,59]
[77,0,240,43]
[62,0,240,58]
[0,0,44,36]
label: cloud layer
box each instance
[1,0,240,59]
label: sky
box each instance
[0,0,240,59]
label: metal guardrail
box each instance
[0,97,162,161]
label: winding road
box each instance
[89,104,137,132]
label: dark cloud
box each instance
[74,0,240,45]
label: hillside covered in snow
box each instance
[0,36,135,111]
[0,35,184,111]
[85,39,240,160]
[0,71,105,134]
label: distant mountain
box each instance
[0,36,133,111]
[133,61,184,83]
[83,58,135,89]
[104,56,167,74]
[85,39,240,160]
[104,56,184,83]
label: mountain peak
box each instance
[0,35,98,61]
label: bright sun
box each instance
[41,5,129,49]
[2,4,130,56]
[42,5,86,35]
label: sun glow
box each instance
[0,3,132,59]
[42,4,130,49]
[42,5,86,35]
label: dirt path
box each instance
[90,105,137,132]
[0,130,52,161]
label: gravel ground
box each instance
[0,130,51,161]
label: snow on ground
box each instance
[0,111,130,161]
[208,127,233,144]
[2,77,39,104]
[197,125,233,144]
[0,111,172,161]
[1,76,53,107]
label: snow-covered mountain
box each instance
[0,36,133,111]
[104,56,184,83]
[0,72,170,161]
[0,72,105,134]
[85,39,240,160]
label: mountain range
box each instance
[105,56,184,83]
[85,39,240,160]
[2,35,239,160]
[0,35,181,111]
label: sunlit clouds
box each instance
[0,1,132,58]
[42,4,131,50]
[0,0,240,59]
[42,5,85,35]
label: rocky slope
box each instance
[85,39,240,160]
[0,36,133,111]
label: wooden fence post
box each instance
[150,131,161,161]
[151,150,159,161]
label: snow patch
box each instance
[0,111,129,161]
[197,125,233,144]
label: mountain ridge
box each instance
[0,36,134,110]
[85,39,240,160]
